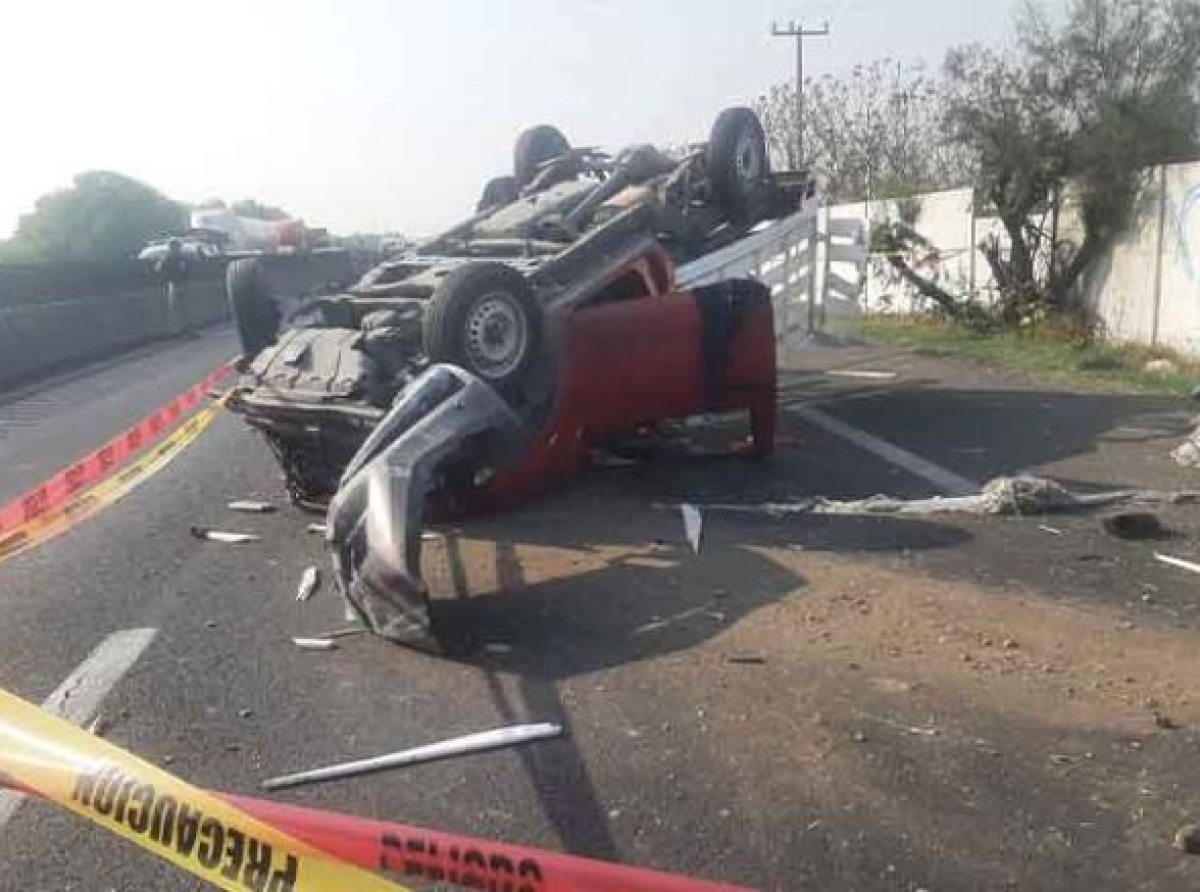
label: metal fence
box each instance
[677,204,867,354]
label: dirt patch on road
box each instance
[422,514,1200,890]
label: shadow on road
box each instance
[424,442,973,862]
[778,368,1192,489]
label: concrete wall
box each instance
[825,159,1200,356]
[0,250,354,391]
[825,188,998,315]
[0,280,227,389]
[1158,162,1200,354]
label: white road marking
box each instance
[792,405,978,496]
[0,627,157,828]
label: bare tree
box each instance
[754,59,973,203]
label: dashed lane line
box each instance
[0,628,157,828]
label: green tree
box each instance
[0,171,185,262]
[945,0,1200,312]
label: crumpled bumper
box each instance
[325,365,523,651]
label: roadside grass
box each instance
[857,314,1199,397]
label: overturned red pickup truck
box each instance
[226,107,811,651]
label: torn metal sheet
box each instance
[291,637,338,651]
[310,625,366,640]
[262,722,563,791]
[825,369,897,380]
[189,526,260,543]
[227,500,276,514]
[326,365,522,651]
[681,504,703,553]
[295,566,321,602]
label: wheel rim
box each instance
[734,130,764,183]
[464,291,528,379]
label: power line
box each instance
[770,19,830,166]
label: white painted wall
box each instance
[1158,162,1200,355]
[823,158,1200,357]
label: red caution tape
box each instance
[222,793,756,892]
[0,361,233,537]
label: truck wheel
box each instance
[707,107,769,221]
[423,262,541,392]
[514,125,569,188]
[226,258,280,359]
[477,175,519,212]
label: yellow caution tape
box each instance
[0,687,409,891]
[0,399,222,568]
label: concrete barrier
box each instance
[0,250,355,391]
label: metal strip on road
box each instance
[0,628,158,829]
[792,404,978,496]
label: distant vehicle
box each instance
[379,236,412,256]
[136,238,223,261]
[189,206,312,253]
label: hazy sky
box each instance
[1,0,1031,238]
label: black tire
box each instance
[226,258,280,358]
[423,262,541,391]
[513,125,569,188]
[707,107,769,221]
[477,175,519,212]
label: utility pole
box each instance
[771,19,830,166]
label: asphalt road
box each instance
[4,333,1200,891]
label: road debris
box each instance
[292,637,338,651]
[227,500,276,514]
[1038,524,1064,535]
[238,708,254,719]
[589,449,641,468]
[87,715,111,738]
[1173,421,1200,468]
[683,476,1200,519]
[305,522,327,535]
[854,710,939,738]
[826,369,898,380]
[633,604,725,635]
[625,556,678,570]
[726,654,767,665]
[295,566,321,602]
[1102,511,1167,540]
[189,526,260,544]
[681,504,703,553]
[300,625,365,641]
[1155,553,1200,575]
[1154,711,1180,730]
[1175,823,1200,854]
[1049,752,1092,766]
[262,722,564,791]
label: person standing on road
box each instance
[156,239,192,336]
